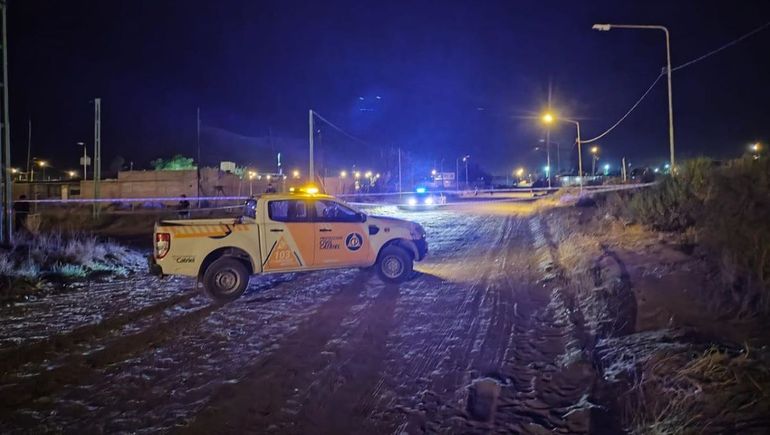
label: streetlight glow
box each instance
[516,168,524,177]
[364,171,372,178]
[431,169,437,176]
[542,113,554,124]
[591,146,599,154]
[751,143,760,152]
[292,169,300,178]
[340,170,347,178]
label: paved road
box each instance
[0,203,595,433]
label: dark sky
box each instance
[7,0,770,177]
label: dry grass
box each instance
[619,344,770,434]
[0,231,142,299]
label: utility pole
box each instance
[308,109,314,183]
[545,128,551,188]
[93,98,101,218]
[1,1,11,243]
[196,107,201,166]
[397,147,402,194]
[622,157,627,182]
[196,107,201,206]
[26,118,31,181]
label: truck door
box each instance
[312,199,372,267]
[262,199,314,271]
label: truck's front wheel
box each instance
[376,246,413,283]
[202,257,250,302]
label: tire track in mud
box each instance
[0,271,346,432]
[182,271,375,433]
[0,290,196,376]
[356,213,524,432]
[0,300,219,413]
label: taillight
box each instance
[155,233,170,259]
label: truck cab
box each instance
[150,192,427,302]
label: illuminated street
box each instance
[0,202,599,433]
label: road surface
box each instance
[0,202,595,433]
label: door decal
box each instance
[345,233,363,251]
[264,236,301,269]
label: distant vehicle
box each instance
[149,191,428,302]
[398,187,447,211]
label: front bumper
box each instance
[147,255,164,277]
[414,237,428,261]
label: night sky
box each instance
[7,0,770,177]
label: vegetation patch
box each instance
[0,232,145,302]
[600,156,770,316]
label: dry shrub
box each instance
[606,157,770,315]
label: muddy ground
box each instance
[1,200,768,433]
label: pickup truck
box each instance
[149,192,428,302]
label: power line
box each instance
[311,111,375,149]
[673,20,770,72]
[581,72,664,144]
[581,20,770,144]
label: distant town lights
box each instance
[340,170,347,178]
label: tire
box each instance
[201,257,250,302]
[376,245,413,283]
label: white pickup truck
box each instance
[149,192,428,302]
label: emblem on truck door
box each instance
[345,233,363,251]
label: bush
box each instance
[611,156,770,313]
[627,158,713,231]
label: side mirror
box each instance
[358,212,367,223]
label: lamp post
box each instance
[455,155,470,190]
[590,146,599,176]
[542,113,582,190]
[593,23,675,172]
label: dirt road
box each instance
[0,203,598,433]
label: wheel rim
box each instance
[382,255,404,279]
[214,268,241,294]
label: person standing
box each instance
[177,194,191,219]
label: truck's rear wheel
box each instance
[202,257,249,302]
[376,245,413,283]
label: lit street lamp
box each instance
[542,113,583,190]
[340,170,347,178]
[593,23,675,172]
[751,143,762,159]
[292,169,300,179]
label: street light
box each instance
[68,171,77,178]
[340,170,347,178]
[590,146,599,176]
[292,169,300,179]
[541,113,583,190]
[593,23,675,172]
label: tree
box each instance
[151,155,196,171]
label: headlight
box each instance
[424,197,434,205]
[407,198,417,206]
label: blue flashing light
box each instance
[415,187,427,193]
